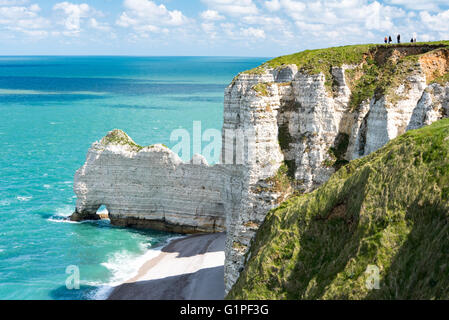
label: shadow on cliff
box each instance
[161,232,226,258]
[365,198,449,299]
[279,178,449,299]
[107,265,225,300]
[279,165,371,299]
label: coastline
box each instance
[106,232,226,300]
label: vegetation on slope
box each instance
[324,133,350,170]
[228,118,449,300]
[252,82,271,96]
[345,43,449,110]
[432,72,449,86]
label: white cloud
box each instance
[201,0,259,16]
[242,14,283,26]
[385,0,447,12]
[279,0,305,18]
[1,0,449,55]
[265,0,281,11]
[240,26,265,39]
[0,0,29,5]
[89,18,110,31]
[262,0,407,43]
[52,2,110,36]
[0,3,49,37]
[201,21,218,39]
[117,0,189,36]
[200,9,224,21]
[219,22,235,37]
[420,10,449,32]
[53,2,92,35]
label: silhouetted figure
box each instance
[384,36,388,44]
[388,36,392,44]
[411,38,414,43]
[397,34,401,43]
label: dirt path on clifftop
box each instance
[107,232,225,300]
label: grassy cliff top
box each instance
[101,129,143,151]
[247,44,375,75]
[244,41,449,110]
[228,118,449,300]
[100,129,168,151]
[245,41,449,75]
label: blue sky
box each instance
[0,0,448,56]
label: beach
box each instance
[107,232,226,300]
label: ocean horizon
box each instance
[0,56,266,300]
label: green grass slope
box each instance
[228,118,449,300]
[246,41,449,75]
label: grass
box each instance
[346,54,424,110]
[326,133,350,169]
[101,129,168,151]
[228,118,449,300]
[252,82,271,96]
[266,164,292,194]
[248,44,375,75]
[254,163,298,204]
[431,72,449,86]
[278,123,293,151]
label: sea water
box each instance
[0,56,266,300]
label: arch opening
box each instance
[96,205,109,220]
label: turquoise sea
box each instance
[0,56,266,300]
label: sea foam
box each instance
[47,205,110,224]
[90,235,185,300]
[17,196,32,202]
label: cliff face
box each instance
[223,44,449,292]
[72,43,449,294]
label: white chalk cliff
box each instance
[72,131,227,234]
[72,44,449,294]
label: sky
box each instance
[0,0,448,56]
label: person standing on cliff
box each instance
[397,34,401,43]
[384,36,388,44]
[388,36,392,44]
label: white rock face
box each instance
[73,131,227,234]
[407,83,449,130]
[362,72,428,156]
[73,46,449,294]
